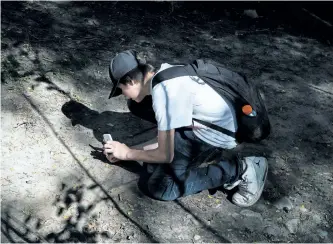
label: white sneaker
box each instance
[232,156,268,207]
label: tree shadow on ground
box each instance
[1,209,46,243]
[1,181,122,243]
[1,178,235,243]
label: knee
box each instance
[147,178,179,201]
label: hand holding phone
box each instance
[103,134,113,143]
[102,134,119,163]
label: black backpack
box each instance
[152,59,271,143]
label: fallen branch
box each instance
[302,8,332,28]
[14,122,28,128]
[308,84,333,96]
[42,57,54,62]
[235,28,271,36]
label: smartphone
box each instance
[103,134,113,143]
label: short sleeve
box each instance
[152,80,193,131]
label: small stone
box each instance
[231,213,240,219]
[191,218,199,226]
[194,235,201,241]
[312,214,322,224]
[240,210,265,232]
[273,197,293,210]
[127,235,131,240]
[240,209,263,221]
[317,229,328,239]
[300,205,308,213]
[215,204,222,208]
[243,9,259,18]
[285,219,299,233]
[26,180,32,184]
[264,225,281,237]
[177,234,185,240]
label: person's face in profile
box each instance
[118,80,144,103]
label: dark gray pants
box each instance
[128,96,240,201]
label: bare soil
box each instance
[1,2,333,243]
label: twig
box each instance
[235,28,271,36]
[308,84,333,96]
[302,8,332,28]
[42,57,54,62]
[14,122,28,128]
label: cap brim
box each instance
[108,66,122,99]
[108,84,122,99]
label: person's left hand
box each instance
[103,141,130,161]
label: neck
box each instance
[142,72,155,96]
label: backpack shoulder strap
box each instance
[152,65,197,88]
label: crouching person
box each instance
[103,50,269,207]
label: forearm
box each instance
[131,138,158,151]
[126,148,171,164]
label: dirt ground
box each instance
[1,1,333,243]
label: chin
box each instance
[134,96,144,103]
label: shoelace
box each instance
[238,176,255,200]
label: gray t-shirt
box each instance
[151,63,238,149]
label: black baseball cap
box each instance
[108,50,139,99]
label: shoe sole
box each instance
[233,158,268,207]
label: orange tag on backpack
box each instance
[242,105,253,115]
